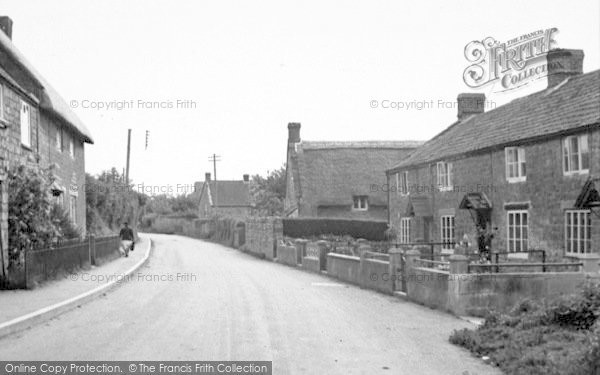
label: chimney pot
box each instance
[205,172,211,181]
[547,49,584,88]
[457,93,486,120]
[0,16,13,40]
[288,122,301,144]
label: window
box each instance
[507,210,528,252]
[399,171,409,195]
[505,147,526,182]
[69,138,75,158]
[352,196,368,211]
[20,100,31,147]
[563,135,589,174]
[55,127,63,152]
[400,218,411,244]
[565,210,592,255]
[69,195,77,223]
[436,162,453,190]
[440,215,455,250]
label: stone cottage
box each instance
[386,49,599,261]
[0,16,94,278]
[285,122,423,221]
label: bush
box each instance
[282,218,388,240]
[449,280,600,375]
[7,164,60,264]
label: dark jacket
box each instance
[119,227,134,241]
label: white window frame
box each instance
[20,100,31,148]
[565,210,592,255]
[436,162,453,191]
[440,215,455,250]
[56,127,62,152]
[69,194,77,223]
[563,134,589,175]
[505,147,526,182]
[507,210,529,253]
[399,171,409,195]
[69,138,75,158]
[352,196,368,211]
[400,217,411,244]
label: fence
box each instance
[22,234,120,289]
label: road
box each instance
[0,234,500,375]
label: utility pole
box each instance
[208,154,221,205]
[125,129,131,184]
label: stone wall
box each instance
[244,217,282,259]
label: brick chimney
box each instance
[288,122,301,144]
[0,16,13,40]
[243,174,249,183]
[547,49,584,88]
[205,172,211,181]
[457,93,486,120]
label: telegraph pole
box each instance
[208,154,221,205]
[125,129,132,184]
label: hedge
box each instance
[282,218,388,241]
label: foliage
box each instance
[144,194,198,216]
[250,166,286,216]
[283,217,388,241]
[85,168,147,234]
[50,204,82,240]
[7,164,60,262]
[449,280,600,374]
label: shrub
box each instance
[282,218,388,240]
[7,164,60,264]
[449,280,600,375]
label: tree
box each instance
[250,166,286,216]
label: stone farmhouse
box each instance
[285,123,423,221]
[386,49,600,261]
[0,16,94,276]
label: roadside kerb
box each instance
[0,236,153,339]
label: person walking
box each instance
[119,222,134,257]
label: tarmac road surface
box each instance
[0,234,501,375]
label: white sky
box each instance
[1,0,599,195]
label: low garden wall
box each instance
[403,251,599,317]
[276,244,297,266]
[360,257,393,294]
[327,253,361,285]
[448,271,587,316]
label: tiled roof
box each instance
[0,30,94,143]
[390,70,600,171]
[302,140,424,150]
[207,180,251,207]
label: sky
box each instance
[1,0,599,195]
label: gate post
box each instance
[388,248,403,292]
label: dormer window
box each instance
[352,196,368,211]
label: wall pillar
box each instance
[317,240,329,271]
[388,248,403,292]
[295,239,307,265]
[581,254,600,274]
[449,254,469,274]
